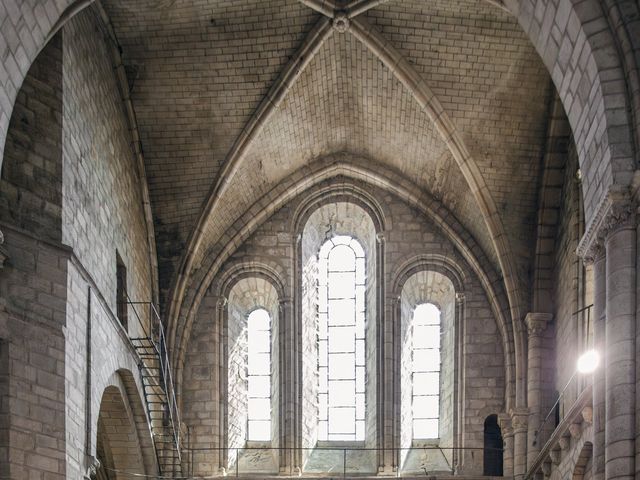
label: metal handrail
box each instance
[127,300,183,469]
[186,446,503,478]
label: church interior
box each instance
[0,0,639,478]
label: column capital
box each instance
[525,312,552,337]
[509,407,529,431]
[498,412,513,435]
[455,291,466,304]
[216,296,228,312]
[577,188,636,263]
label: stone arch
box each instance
[181,261,286,475]
[172,156,515,411]
[393,267,459,471]
[291,183,386,236]
[505,0,638,221]
[93,380,150,478]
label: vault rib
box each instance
[349,15,527,406]
[167,16,334,351]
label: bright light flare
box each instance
[577,350,600,374]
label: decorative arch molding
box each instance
[391,254,466,297]
[171,155,516,410]
[214,261,287,303]
[291,184,387,236]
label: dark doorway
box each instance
[484,414,503,476]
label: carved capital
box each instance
[581,406,593,425]
[455,291,466,304]
[578,188,636,263]
[509,407,529,431]
[216,296,228,312]
[525,312,552,337]
[568,422,582,439]
[498,412,513,436]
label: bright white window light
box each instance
[317,235,366,441]
[247,308,271,441]
[412,303,441,439]
[577,349,599,374]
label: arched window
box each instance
[317,235,366,441]
[412,303,441,439]
[247,308,272,441]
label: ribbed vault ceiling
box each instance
[101,0,554,306]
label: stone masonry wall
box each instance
[184,177,505,475]
[62,8,153,337]
[62,9,155,475]
[0,34,62,242]
[553,143,582,418]
[0,5,156,478]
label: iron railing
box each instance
[185,446,503,478]
[127,299,183,473]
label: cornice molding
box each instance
[577,187,636,263]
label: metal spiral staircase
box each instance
[128,301,183,477]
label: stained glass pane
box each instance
[317,236,367,441]
[248,376,270,397]
[328,272,356,298]
[248,398,271,420]
[413,372,440,396]
[248,353,270,375]
[413,395,439,418]
[328,299,355,325]
[248,330,270,354]
[248,421,271,441]
[247,309,272,442]
[329,408,355,433]
[413,325,440,348]
[329,380,355,406]
[329,326,355,352]
[413,419,439,439]
[329,354,355,378]
[413,349,440,372]
[328,244,356,271]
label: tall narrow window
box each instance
[247,308,271,441]
[412,303,441,439]
[116,252,128,331]
[317,235,366,441]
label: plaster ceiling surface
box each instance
[102,0,554,297]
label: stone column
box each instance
[604,213,636,480]
[592,250,606,480]
[279,297,295,473]
[498,413,514,477]
[216,296,228,472]
[510,407,528,479]
[453,292,465,474]
[525,312,552,469]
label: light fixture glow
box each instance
[577,349,599,374]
